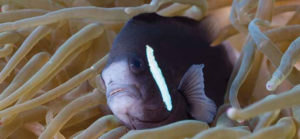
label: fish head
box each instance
[101,52,188,129]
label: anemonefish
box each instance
[100,13,234,129]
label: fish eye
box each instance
[129,57,144,73]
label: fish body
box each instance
[101,13,234,129]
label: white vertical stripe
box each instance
[146,45,172,111]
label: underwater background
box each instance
[0,0,298,138]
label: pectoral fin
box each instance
[178,64,216,123]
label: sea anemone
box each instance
[0,0,299,138]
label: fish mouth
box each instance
[107,84,141,99]
[109,88,125,96]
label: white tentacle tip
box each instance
[124,8,133,14]
[227,108,245,123]
[266,79,280,91]
[227,107,238,120]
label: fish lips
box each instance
[106,83,143,119]
[106,84,173,128]
[106,84,141,99]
